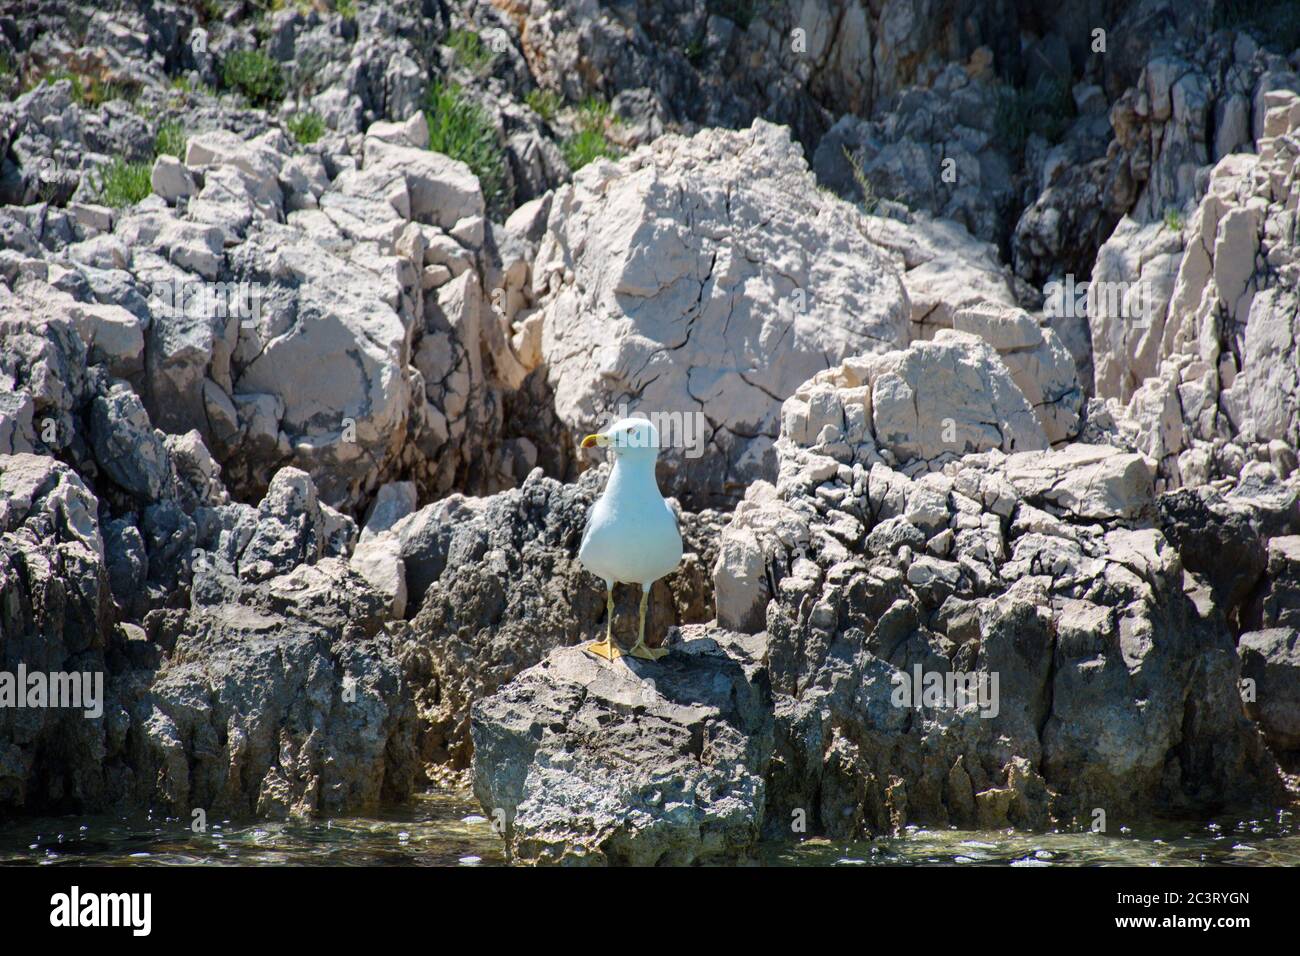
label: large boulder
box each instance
[400,465,724,769]
[711,362,1281,834]
[527,119,910,507]
[0,454,113,811]
[471,626,772,865]
[778,330,1048,478]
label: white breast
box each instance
[579,474,683,585]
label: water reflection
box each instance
[765,813,1300,867]
[1,794,1296,866]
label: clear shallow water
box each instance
[766,813,1300,866]
[1,791,1296,866]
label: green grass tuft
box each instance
[40,70,128,107]
[424,81,508,217]
[525,88,562,123]
[154,120,187,159]
[842,145,880,215]
[286,111,326,145]
[561,97,619,172]
[446,28,495,74]
[221,49,285,108]
[98,157,152,208]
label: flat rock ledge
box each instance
[470,625,772,865]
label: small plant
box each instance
[424,81,508,217]
[525,88,562,123]
[1163,207,1185,232]
[562,97,619,172]
[994,74,1075,154]
[335,0,356,17]
[98,157,152,208]
[39,70,126,107]
[842,145,879,215]
[446,28,495,74]
[154,120,187,159]
[707,0,763,30]
[286,111,325,145]
[222,49,285,107]
[0,51,13,78]
[685,34,708,67]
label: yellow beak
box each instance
[581,433,609,448]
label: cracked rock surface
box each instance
[526,120,911,508]
[471,626,772,865]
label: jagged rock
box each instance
[1001,444,1155,522]
[151,154,195,204]
[1240,627,1300,755]
[131,466,417,818]
[89,381,171,502]
[471,626,772,865]
[527,119,910,507]
[0,454,112,811]
[869,214,1018,338]
[813,67,1015,245]
[1158,481,1300,630]
[1093,89,1300,491]
[401,465,724,769]
[779,330,1047,475]
[1256,535,1300,631]
[951,303,1082,443]
[712,361,1281,834]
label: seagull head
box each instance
[581,417,661,464]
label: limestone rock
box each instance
[530,120,910,507]
[471,627,772,865]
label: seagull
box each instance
[578,418,683,661]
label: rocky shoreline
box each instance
[1,1,1299,864]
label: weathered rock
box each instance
[1240,627,1300,755]
[471,626,772,865]
[951,303,1082,443]
[401,465,724,769]
[779,330,1047,475]
[0,454,112,812]
[130,466,418,818]
[528,120,910,507]
[712,360,1282,835]
[1093,89,1300,491]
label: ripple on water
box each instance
[1,798,1297,866]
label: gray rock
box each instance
[401,466,724,769]
[471,627,772,865]
[89,382,172,501]
[1240,627,1300,753]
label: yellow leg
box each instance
[586,582,624,660]
[628,585,668,660]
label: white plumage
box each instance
[578,418,682,660]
